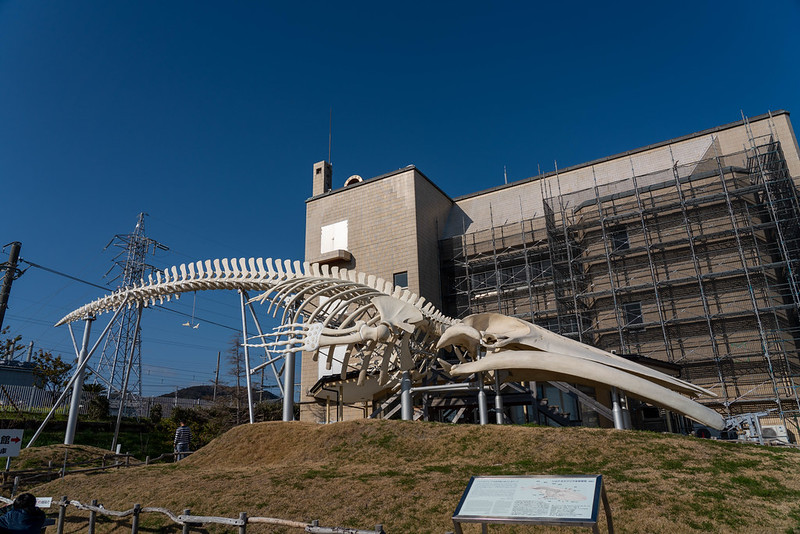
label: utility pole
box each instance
[0,242,23,333]
[213,351,220,402]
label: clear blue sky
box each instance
[1,1,798,396]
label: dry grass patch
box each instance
[23,420,800,533]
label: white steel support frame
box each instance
[65,319,93,445]
[282,349,296,422]
[477,373,489,426]
[238,291,256,424]
[30,298,130,448]
[610,387,625,430]
[401,371,413,421]
[242,292,284,398]
[494,370,504,425]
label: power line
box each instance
[17,257,239,331]
[20,259,109,291]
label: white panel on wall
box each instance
[318,345,345,379]
[321,220,348,254]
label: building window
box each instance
[623,302,643,326]
[320,220,348,254]
[610,227,629,251]
[529,259,552,279]
[393,271,408,288]
[315,167,321,175]
[500,265,526,285]
[471,270,497,290]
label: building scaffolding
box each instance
[440,133,800,433]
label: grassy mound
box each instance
[28,420,800,533]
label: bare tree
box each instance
[226,335,244,424]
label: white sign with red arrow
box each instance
[0,430,24,457]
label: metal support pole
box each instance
[610,387,625,430]
[239,291,255,424]
[401,371,412,421]
[494,370,504,425]
[112,306,143,451]
[65,317,93,445]
[477,374,488,426]
[181,509,191,534]
[131,503,140,534]
[88,499,98,534]
[282,349,295,421]
[213,351,220,402]
[620,392,632,430]
[56,496,67,534]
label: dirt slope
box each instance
[29,420,800,533]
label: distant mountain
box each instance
[158,385,278,401]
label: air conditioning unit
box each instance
[745,424,792,445]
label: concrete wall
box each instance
[301,166,452,422]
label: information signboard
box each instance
[452,475,613,534]
[0,430,23,458]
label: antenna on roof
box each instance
[504,165,508,184]
[328,106,333,164]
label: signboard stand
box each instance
[452,475,614,534]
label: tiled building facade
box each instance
[301,111,800,431]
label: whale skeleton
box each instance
[53,256,725,430]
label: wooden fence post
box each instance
[181,509,190,534]
[145,456,150,465]
[238,512,247,534]
[56,496,67,534]
[11,476,19,497]
[88,499,98,534]
[131,503,141,534]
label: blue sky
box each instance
[1,1,798,396]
